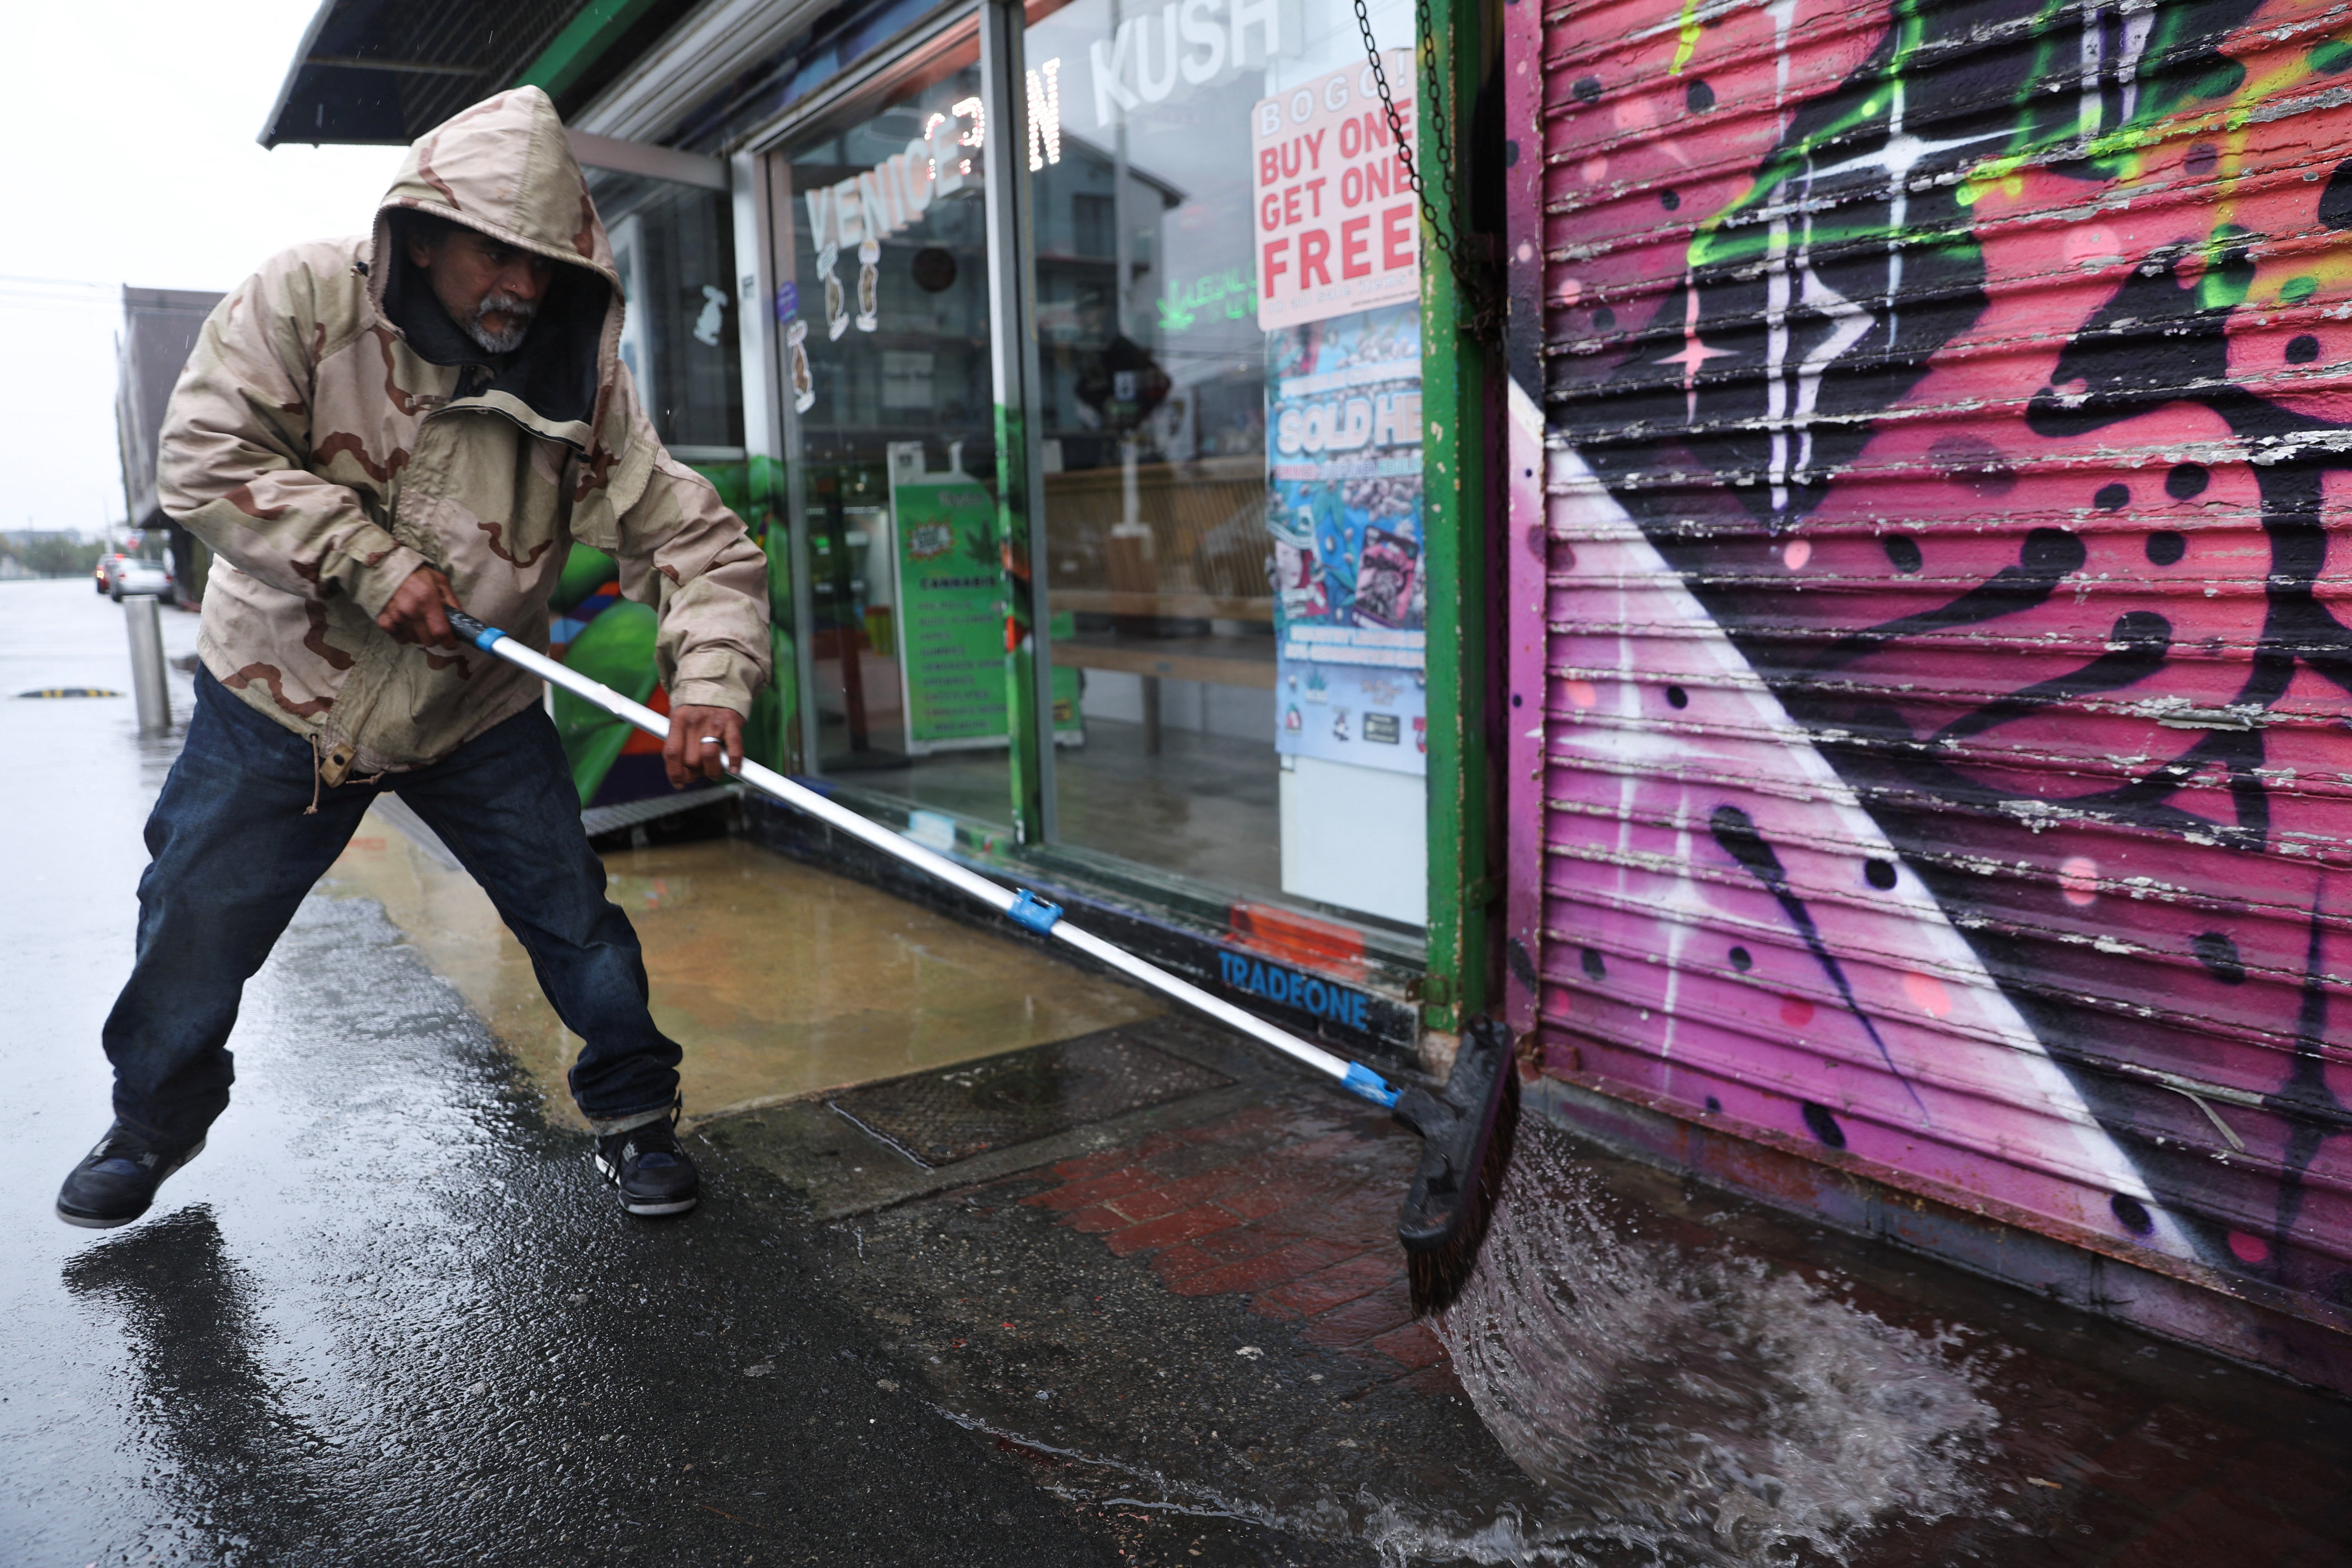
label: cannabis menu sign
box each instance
[890,460,1080,752]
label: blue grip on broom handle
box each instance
[445,611,1397,1106]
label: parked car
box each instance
[93,553,132,594]
[110,558,173,601]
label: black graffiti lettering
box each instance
[1808,528,2085,673]
[1553,0,2352,1282]
[1933,611,2172,746]
[1708,805,1926,1114]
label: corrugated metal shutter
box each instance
[1525,0,2352,1331]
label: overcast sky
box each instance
[1,1,405,538]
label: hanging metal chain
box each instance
[1355,0,1499,341]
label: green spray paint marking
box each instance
[1687,0,1933,270]
[2200,226,2258,311]
[1670,0,1704,74]
[1695,0,2296,267]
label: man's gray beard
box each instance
[462,293,535,354]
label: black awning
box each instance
[258,0,593,147]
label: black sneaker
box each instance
[56,1122,205,1229]
[593,1108,699,1216]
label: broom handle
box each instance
[446,612,1401,1107]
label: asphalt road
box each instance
[0,580,1123,1567]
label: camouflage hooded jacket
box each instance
[160,86,769,777]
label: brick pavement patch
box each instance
[1300,1290,1413,1350]
[1106,1204,1238,1256]
[1020,1094,1460,1394]
[1259,1253,1396,1319]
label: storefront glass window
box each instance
[1021,0,1427,929]
[587,170,744,454]
[768,38,1015,824]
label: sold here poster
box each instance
[1253,54,1419,331]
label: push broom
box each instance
[445,608,1513,1271]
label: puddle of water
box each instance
[323,826,1162,1127]
[604,872,691,912]
[1428,1126,1996,1566]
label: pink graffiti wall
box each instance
[1510,0,2352,1367]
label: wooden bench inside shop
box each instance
[1042,458,1276,752]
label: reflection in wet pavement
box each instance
[21,887,1125,1565]
[64,1207,330,1559]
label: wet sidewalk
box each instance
[7,577,2352,1566]
[718,1062,2352,1564]
[332,734,2352,1563]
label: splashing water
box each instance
[1430,1126,1998,1565]
[925,1120,2000,1568]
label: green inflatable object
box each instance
[700,459,751,518]
[552,599,657,804]
[550,458,795,801]
[744,622,797,775]
[552,542,619,613]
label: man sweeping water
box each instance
[56,86,769,1227]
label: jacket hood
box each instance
[369,86,622,437]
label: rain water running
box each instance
[940,1122,2000,1568]
[1432,1126,1998,1566]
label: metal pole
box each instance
[123,595,171,733]
[443,608,1398,1100]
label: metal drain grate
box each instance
[828,1029,1231,1168]
[580,782,740,838]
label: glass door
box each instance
[750,0,1432,938]
[766,32,1015,826]
[556,165,753,808]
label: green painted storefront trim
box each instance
[1417,1,1491,1035]
[517,0,669,102]
[982,0,1054,848]
[995,401,1051,846]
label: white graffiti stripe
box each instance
[1532,376,2192,1256]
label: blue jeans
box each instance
[103,668,682,1146]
